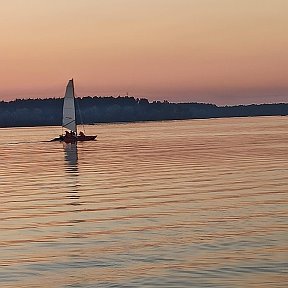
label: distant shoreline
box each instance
[0,96,287,128]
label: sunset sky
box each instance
[0,0,287,105]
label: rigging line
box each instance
[74,92,86,134]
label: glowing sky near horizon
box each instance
[0,0,287,104]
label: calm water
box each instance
[0,117,287,288]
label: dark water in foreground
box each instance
[0,117,287,287]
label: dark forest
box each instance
[0,96,287,128]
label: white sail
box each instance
[62,79,77,133]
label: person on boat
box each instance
[64,131,70,140]
[64,130,76,141]
[78,131,85,140]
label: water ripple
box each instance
[0,117,287,287]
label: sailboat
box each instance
[52,79,97,143]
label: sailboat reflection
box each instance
[64,143,78,173]
[63,143,80,204]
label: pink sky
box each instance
[0,0,287,105]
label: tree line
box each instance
[0,96,287,128]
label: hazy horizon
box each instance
[1,0,287,105]
[1,91,288,106]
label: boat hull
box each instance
[77,135,97,142]
[50,135,64,142]
[63,135,97,143]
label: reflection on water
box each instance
[64,143,80,204]
[64,143,78,172]
[0,117,287,288]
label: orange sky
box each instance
[0,0,287,104]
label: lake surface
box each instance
[0,117,287,288]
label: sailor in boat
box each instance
[77,131,86,141]
[64,130,77,142]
